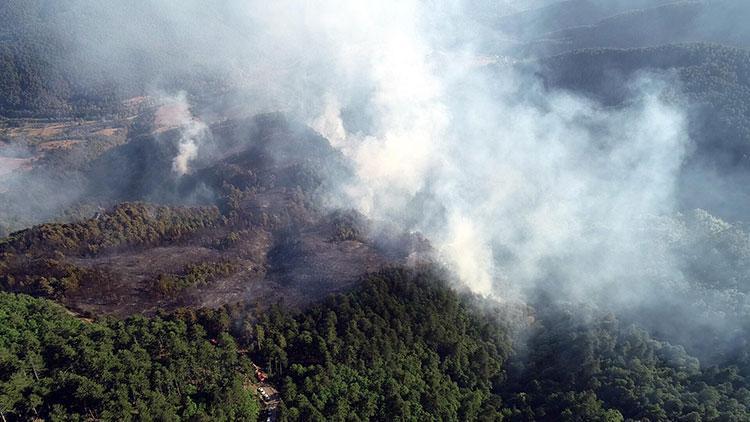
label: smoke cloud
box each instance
[44,0,692,299]
[7,0,749,355]
[294,2,690,306]
[153,93,210,176]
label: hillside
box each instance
[536,43,750,155]
[0,0,232,117]
[0,291,260,421]
[491,0,750,58]
[492,0,677,40]
[0,113,424,317]
[2,1,750,421]
[248,269,750,421]
[531,43,750,220]
[6,269,750,421]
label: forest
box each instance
[4,269,750,421]
[2,0,750,421]
[242,269,750,421]
[0,292,259,421]
[0,203,222,298]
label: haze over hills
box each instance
[490,0,750,56]
[2,1,750,421]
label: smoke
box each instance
[8,0,750,354]
[326,76,688,300]
[37,0,693,300]
[153,93,210,176]
[295,2,690,304]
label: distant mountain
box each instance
[532,43,750,219]
[0,0,234,117]
[550,2,746,48]
[493,0,750,57]
[493,0,677,40]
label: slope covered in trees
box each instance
[0,0,124,118]
[541,1,749,52]
[4,259,750,420]
[0,0,234,117]
[503,304,750,421]
[0,203,222,299]
[248,269,514,421]
[492,0,677,41]
[536,43,750,167]
[0,292,259,421]
[0,202,221,257]
[534,43,750,220]
[225,269,750,421]
[496,0,750,58]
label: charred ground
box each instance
[0,109,426,317]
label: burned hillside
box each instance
[0,111,427,317]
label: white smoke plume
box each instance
[154,93,209,176]
[302,1,689,302]
[48,0,702,309]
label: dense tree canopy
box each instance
[0,292,259,421]
[223,269,750,421]
[245,269,513,421]
[4,265,750,421]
